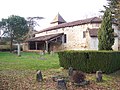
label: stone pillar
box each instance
[35,42,38,50]
[45,41,48,53]
[62,35,64,44]
[17,43,21,56]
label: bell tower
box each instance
[50,13,66,26]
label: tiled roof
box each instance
[51,13,66,24]
[88,28,98,37]
[27,33,64,42]
[36,17,102,34]
[88,28,118,37]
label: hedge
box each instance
[0,45,18,51]
[58,50,120,74]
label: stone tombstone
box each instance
[36,70,43,82]
[96,70,102,82]
[57,79,67,90]
[68,67,73,76]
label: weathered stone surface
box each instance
[52,75,68,82]
[68,67,73,76]
[36,70,43,82]
[57,79,67,90]
[96,70,102,82]
[74,80,90,86]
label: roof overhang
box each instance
[88,28,118,37]
[27,33,64,42]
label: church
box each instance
[23,13,120,52]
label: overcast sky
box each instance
[0,0,107,30]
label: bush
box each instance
[0,45,10,51]
[0,45,17,51]
[72,71,86,83]
[58,51,120,74]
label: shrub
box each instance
[58,51,120,74]
[0,45,17,51]
[72,71,86,83]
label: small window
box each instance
[83,31,86,38]
[64,34,67,43]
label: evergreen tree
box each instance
[98,8,114,50]
[107,0,120,28]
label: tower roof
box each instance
[51,13,66,24]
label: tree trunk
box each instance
[10,37,13,53]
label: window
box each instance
[64,34,67,43]
[83,31,86,38]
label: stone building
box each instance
[23,13,120,52]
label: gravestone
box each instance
[96,70,102,82]
[36,70,43,82]
[57,79,67,90]
[68,67,73,76]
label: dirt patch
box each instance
[0,69,120,90]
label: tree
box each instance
[107,0,120,28]
[26,17,44,39]
[98,8,114,50]
[0,15,29,53]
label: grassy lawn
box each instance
[0,52,60,70]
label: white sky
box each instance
[0,0,107,30]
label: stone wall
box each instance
[22,43,29,51]
[36,24,89,51]
[33,23,120,51]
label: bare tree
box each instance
[26,17,44,39]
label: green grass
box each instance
[0,52,60,70]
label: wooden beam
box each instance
[48,35,63,42]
